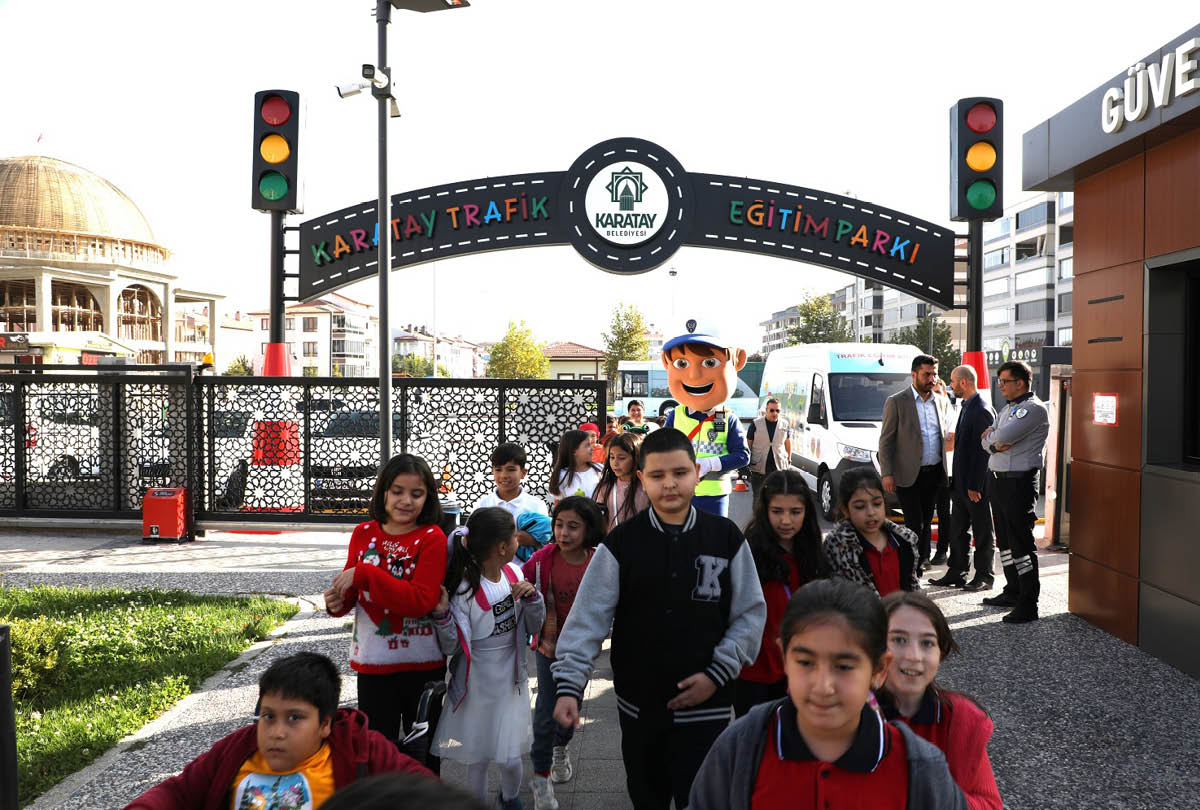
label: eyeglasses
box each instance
[767,408,780,413]
[997,377,1018,385]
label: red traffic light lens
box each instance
[260,95,292,126]
[966,103,996,134]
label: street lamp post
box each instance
[341,0,470,468]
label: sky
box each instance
[0,0,1195,352]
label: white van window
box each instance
[828,373,911,421]
[809,374,827,424]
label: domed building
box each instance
[0,156,221,366]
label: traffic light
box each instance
[251,90,301,213]
[950,97,1002,222]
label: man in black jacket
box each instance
[930,365,996,590]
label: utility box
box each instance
[142,488,191,543]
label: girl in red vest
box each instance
[735,469,830,718]
[878,591,1002,810]
[689,578,966,810]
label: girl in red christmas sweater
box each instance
[877,591,1002,810]
[324,454,448,750]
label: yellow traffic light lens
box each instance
[260,134,291,165]
[966,142,996,172]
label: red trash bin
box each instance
[142,487,192,543]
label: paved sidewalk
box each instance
[4,528,1200,809]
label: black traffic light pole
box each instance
[967,219,983,351]
[270,210,286,346]
[376,0,393,466]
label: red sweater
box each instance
[740,552,802,684]
[328,521,448,673]
[123,708,431,810]
[892,691,1001,810]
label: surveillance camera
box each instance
[336,81,369,98]
[389,98,402,119]
[362,64,376,80]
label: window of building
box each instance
[1059,258,1074,279]
[1015,331,1046,350]
[983,277,1009,298]
[983,337,1006,351]
[1015,267,1053,291]
[303,342,318,357]
[303,366,318,377]
[0,279,37,331]
[303,317,318,332]
[1059,292,1073,315]
[49,282,104,332]
[900,303,921,320]
[1015,202,1055,231]
[285,318,295,331]
[983,307,1009,327]
[1015,299,1052,322]
[1058,191,1074,212]
[1057,327,1073,346]
[118,285,162,342]
[984,247,1010,270]
[1015,237,1047,262]
[261,318,269,330]
[261,343,268,354]
[884,308,899,324]
[557,373,575,379]
[1058,224,1073,247]
[983,217,1011,241]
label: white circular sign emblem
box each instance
[584,160,670,247]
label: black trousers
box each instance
[990,470,1040,610]
[733,678,787,719]
[896,464,943,562]
[618,713,727,809]
[358,666,447,772]
[948,486,995,580]
[933,483,952,556]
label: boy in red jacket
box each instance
[124,652,431,810]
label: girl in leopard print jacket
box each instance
[822,468,921,596]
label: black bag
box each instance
[399,679,447,771]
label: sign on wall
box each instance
[1093,392,1119,426]
[299,137,956,308]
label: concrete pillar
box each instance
[103,284,120,343]
[162,283,174,363]
[208,299,219,366]
[36,272,51,334]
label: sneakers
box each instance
[550,745,573,783]
[530,775,558,810]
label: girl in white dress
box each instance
[432,507,545,809]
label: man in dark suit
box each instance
[879,354,951,568]
[930,364,996,590]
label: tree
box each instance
[485,321,550,379]
[223,355,252,376]
[785,295,855,345]
[600,302,651,383]
[889,314,957,381]
[392,354,449,377]
[746,352,765,363]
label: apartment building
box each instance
[393,324,481,378]
[249,292,379,377]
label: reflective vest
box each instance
[673,408,732,496]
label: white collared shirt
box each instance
[911,385,942,467]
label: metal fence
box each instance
[0,368,605,523]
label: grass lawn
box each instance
[2,585,298,806]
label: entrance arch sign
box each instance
[299,137,955,308]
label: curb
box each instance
[25,594,321,810]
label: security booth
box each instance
[983,345,1071,412]
[1023,23,1200,678]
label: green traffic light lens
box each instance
[259,171,289,201]
[966,180,996,210]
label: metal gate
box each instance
[0,366,604,524]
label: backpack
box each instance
[399,679,448,772]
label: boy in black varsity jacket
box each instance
[552,427,766,810]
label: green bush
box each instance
[8,618,70,702]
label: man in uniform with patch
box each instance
[980,360,1049,623]
[658,319,751,517]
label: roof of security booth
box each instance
[1023,22,1200,191]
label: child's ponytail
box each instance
[444,507,517,599]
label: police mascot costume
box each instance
[661,319,751,517]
